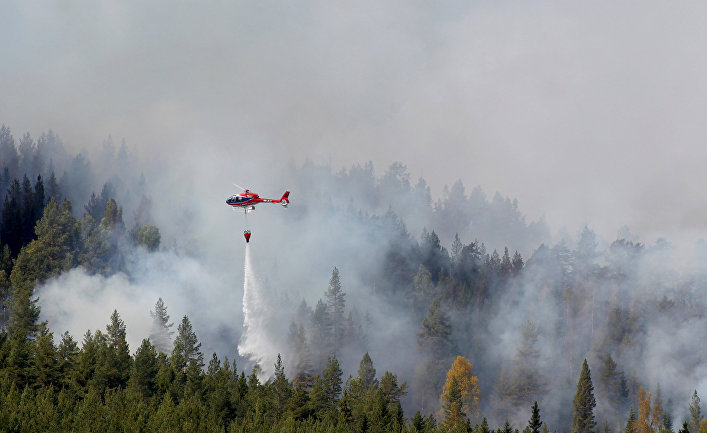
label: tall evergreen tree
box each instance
[292,324,314,389]
[33,175,45,217]
[102,310,132,389]
[10,199,79,292]
[45,171,61,204]
[322,355,343,406]
[325,267,346,353]
[34,322,59,388]
[19,174,36,246]
[572,359,597,433]
[689,390,702,433]
[171,315,203,372]
[417,297,453,355]
[149,298,174,354]
[130,338,158,399]
[1,178,22,256]
[358,352,377,391]
[529,401,543,433]
[272,353,292,419]
[512,250,524,274]
[626,407,637,433]
[443,375,467,430]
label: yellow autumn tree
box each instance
[440,355,481,423]
[637,388,655,433]
[699,420,707,433]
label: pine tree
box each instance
[78,215,111,275]
[415,297,454,411]
[130,338,158,399]
[572,359,596,433]
[310,299,330,369]
[1,178,22,256]
[598,353,626,419]
[32,175,45,226]
[380,370,407,406]
[46,171,61,204]
[451,233,463,263]
[624,408,637,433]
[272,353,291,420]
[443,376,467,430]
[501,247,513,276]
[418,297,453,355]
[690,390,702,433]
[103,309,132,389]
[171,315,203,372]
[512,250,524,274]
[529,401,543,433]
[10,199,78,292]
[57,331,79,390]
[20,175,36,246]
[325,267,346,353]
[149,298,174,354]
[322,355,343,406]
[292,324,314,389]
[34,322,59,388]
[358,352,378,391]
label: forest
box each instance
[1,123,707,433]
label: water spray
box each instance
[238,242,277,378]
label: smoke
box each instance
[38,247,243,360]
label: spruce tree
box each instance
[171,315,203,372]
[103,310,132,389]
[130,338,158,398]
[149,298,174,354]
[358,352,377,391]
[443,375,467,430]
[322,355,343,406]
[689,390,702,433]
[325,267,346,352]
[572,359,596,433]
[292,324,314,389]
[529,401,543,433]
[625,407,637,433]
[380,371,407,405]
[272,353,292,419]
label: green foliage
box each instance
[572,359,597,433]
[134,224,160,251]
[529,401,543,433]
[443,375,467,430]
[171,315,204,372]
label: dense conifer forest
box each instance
[1,124,706,432]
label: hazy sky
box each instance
[2,1,706,243]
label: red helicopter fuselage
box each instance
[226,189,290,211]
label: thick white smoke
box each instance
[37,248,242,359]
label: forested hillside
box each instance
[1,124,706,432]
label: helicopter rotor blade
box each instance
[232,183,247,191]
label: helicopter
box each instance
[226,185,290,213]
